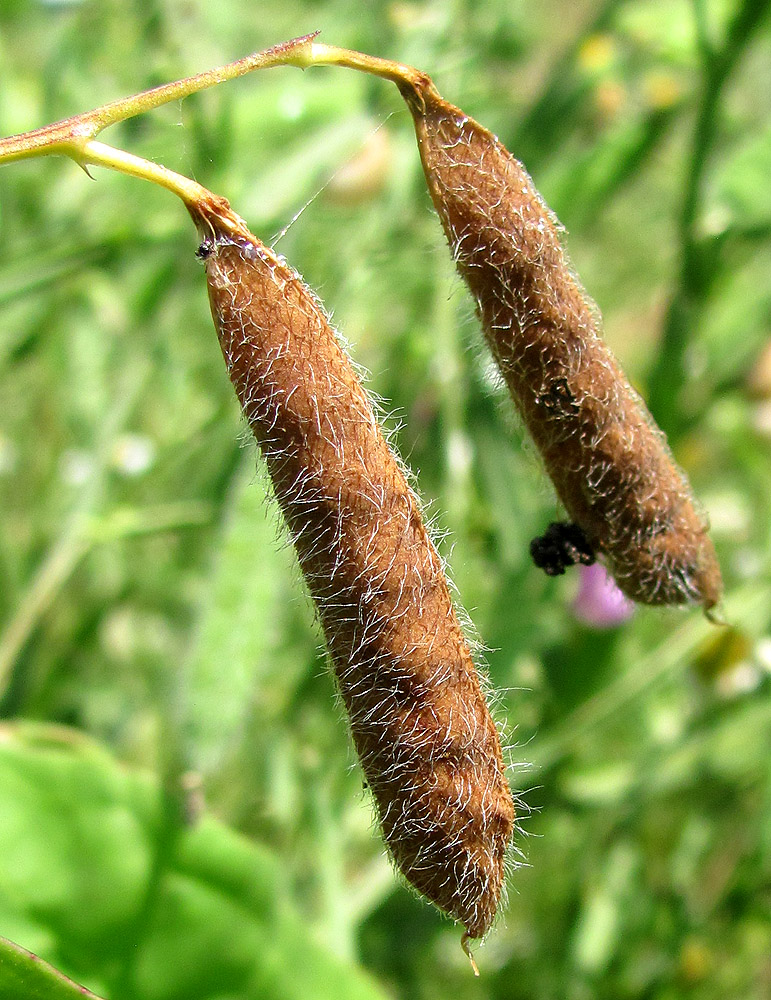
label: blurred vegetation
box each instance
[0,1,770,998]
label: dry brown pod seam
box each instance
[188,194,516,948]
[392,75,723,613]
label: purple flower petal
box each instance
[572,563,634,629]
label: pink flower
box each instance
[572,563,634,628]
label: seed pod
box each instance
[189,197,515,941]
[397,76,722,612]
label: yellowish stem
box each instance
[77,140,248,236]
[78,140,208,206]
[0,33,428,217]
[292,41,425,91]
[0,33,316,166]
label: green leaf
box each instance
[0,722,388,1000]
[0,936,103,1000]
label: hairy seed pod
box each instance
[189,197,515,941]
[396,76,722,612]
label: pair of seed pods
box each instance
[193,65,721,953]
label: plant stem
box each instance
[71,139,247,235]
[79,140,211,202]
[647,0,771,438]
[692,0,716,63]
[0,33,427,212]
[0,511,90,706]
[0,34,316,165]
[292,41,425,91]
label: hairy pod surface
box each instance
[192,201,515,939]
[398,77,722,611]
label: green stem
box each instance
[647,0,771,438]
[0,513,90,706]
[79,140,213,203]
[0,370,147,708]
[0,33,427,215]
[692,0,716,63]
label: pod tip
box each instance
[461,932,481,977]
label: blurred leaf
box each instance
[559,761,636,805]
[616,0,701,63]
[713,123,771,228]
[691,625,752,683]
[239,114,378,226]
[571,844,638,974]
[184,458,295,776]
[0,721,388,1000]
[546,107,677,227]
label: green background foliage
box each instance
[0,1,770,998]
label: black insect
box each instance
[530,521,596,577]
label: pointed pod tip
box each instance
[461,932,481,977]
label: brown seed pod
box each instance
[396,75,722,612]
[189,196,515,942]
